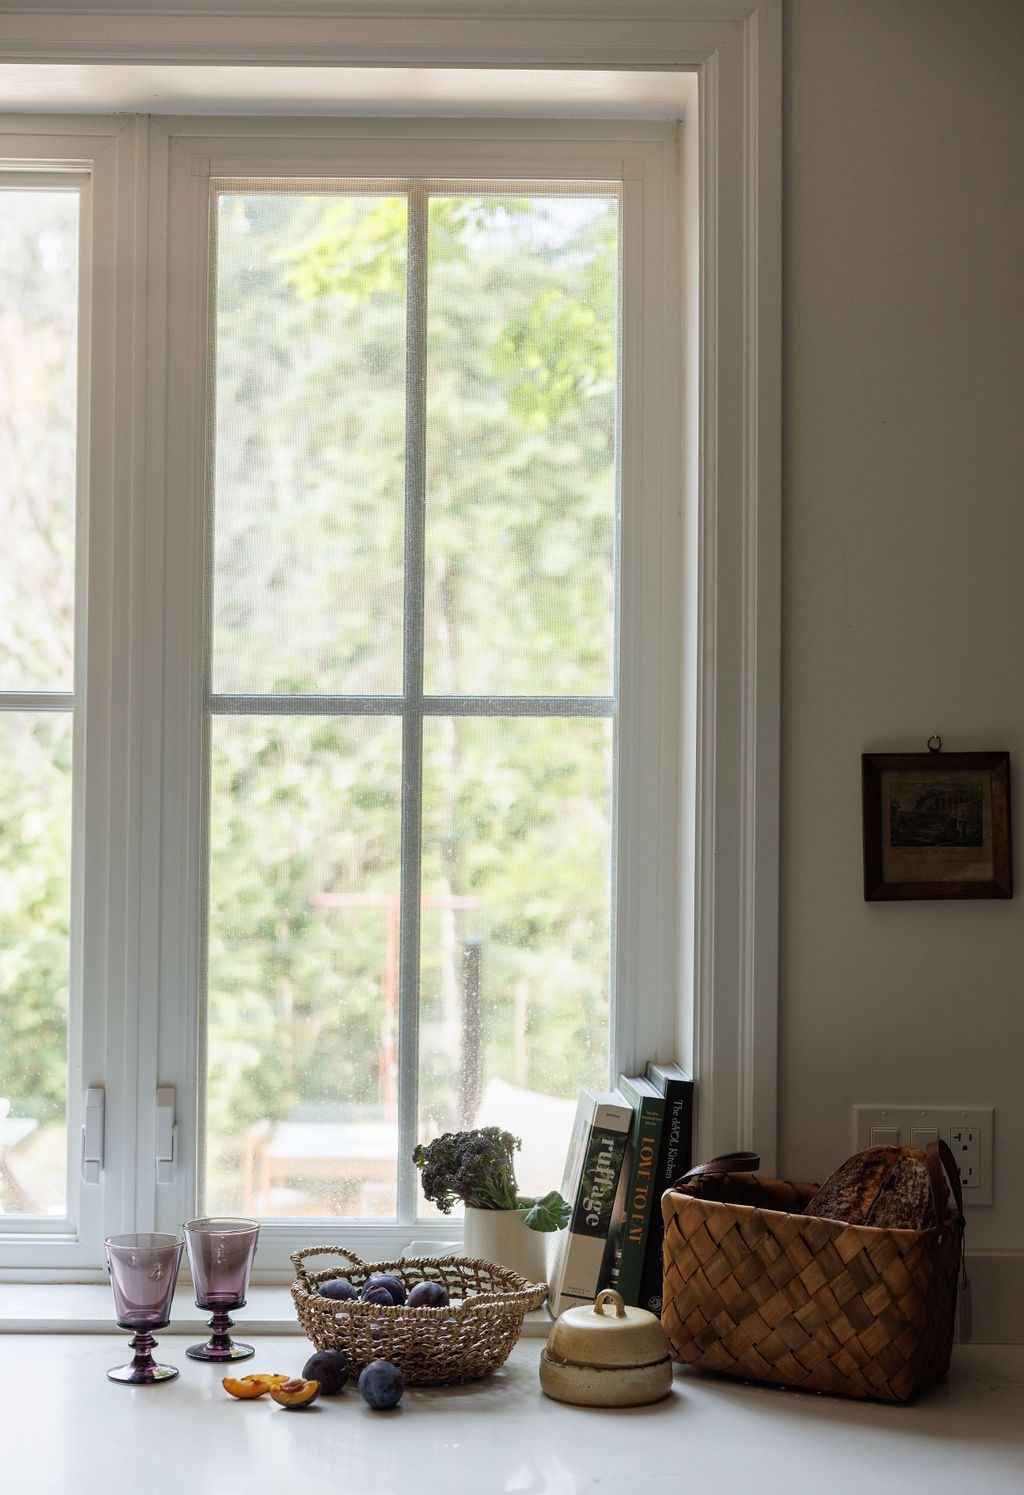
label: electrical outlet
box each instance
[852,1106,994,1205]
[949,1126,980,1190]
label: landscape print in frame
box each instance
[862,751,1012,900]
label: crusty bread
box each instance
[803,1145,941,1230]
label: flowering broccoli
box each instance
[412,1127,570,1231]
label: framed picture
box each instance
[862,751,1012,901]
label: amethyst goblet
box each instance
[104,1233,185,1385]
[183,1217,260,1362]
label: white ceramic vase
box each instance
[462,1205,549,1286]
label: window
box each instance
[0,126,135,1274]
[202,181,620,1222]
[0,19,781,1273]
[0,181,80,1222]
[0,118,683,1274]
[149,127,680,1268]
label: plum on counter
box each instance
[358,1360,404,1411]
[270,1377,320,1410]
[222,1374,290,1399]
[302,1350,348,1395]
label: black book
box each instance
[639,1061,695,1316]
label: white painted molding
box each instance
[0,5,749,67]
[686,4,781,1172]
[0,1,766,20]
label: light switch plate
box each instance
[852,1106,994,1205]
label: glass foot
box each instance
[186,1307,253,1361]
[108,1361,179,1385]
[186,1339,255,1362]
[107,1329,178,1385]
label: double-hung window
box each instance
[0,1,783,1287]
[0,118,683,1274]
[154,127,681,1270]
[204,177,620,1224]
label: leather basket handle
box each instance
[673,1143,962,1239]
[673,1151,761,1189]
[926,1138,963,1240]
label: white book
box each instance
[547,1089,633,1317]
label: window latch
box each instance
[156,1086,177,1185]
[81,1086,104,1184]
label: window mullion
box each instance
[396,184,429,1226]
[0,694,76,712]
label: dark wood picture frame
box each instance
[862,751,1012,901]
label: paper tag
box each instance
[957,1275,973,1343]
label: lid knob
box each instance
[593,1288,627,1320]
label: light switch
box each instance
[853,1106,994,1205]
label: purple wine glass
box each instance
[183,1217,260,1362]
[104,1233,185,1385]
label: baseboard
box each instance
[965,1253,1024,1343]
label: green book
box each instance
[614,1076,667,1305]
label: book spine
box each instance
[614,1092,666,1305]
[637,1080,694,1315]
[551,1104,631,1315]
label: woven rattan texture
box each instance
[662,1176,962,1403]
[291,1247,548,1386]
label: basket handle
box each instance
[925,1139,963,1240]
[672,1150,761,1188]
[291,1245,368,1283]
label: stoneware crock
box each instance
[462,1204,549,1286]
[539,1287,673,1407]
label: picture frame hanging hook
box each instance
[927,734,943,754]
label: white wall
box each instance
[781,0,1024,1252]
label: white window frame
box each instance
[0,0,781,1281]
[147,120,681,1267]
[0,117,144,1276]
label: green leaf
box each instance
[521,1189,572,1233]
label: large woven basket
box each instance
[291,1246,547,1385]
[661,1142,964,1403]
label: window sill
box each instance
[0,1282,553,1337]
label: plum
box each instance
[361,1286,394,1308]
[318,1278,358,1301]
[362,1272,407,1306]
[302,1350,348,1395]
[270,1377,320,1410]
[406,1280,450,1309]
[358,1359,404,1411]
[222,1374,290,1399]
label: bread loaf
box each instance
[803,1145,942,1230]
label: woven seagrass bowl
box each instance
[291,1246,548,1386]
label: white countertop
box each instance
[3,1334,1023,1495]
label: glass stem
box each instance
[206,1308,235,1354]
[129,1329,158,1374]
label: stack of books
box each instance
[546,1062,694,1317]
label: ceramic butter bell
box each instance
[539,1288,673,1407]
